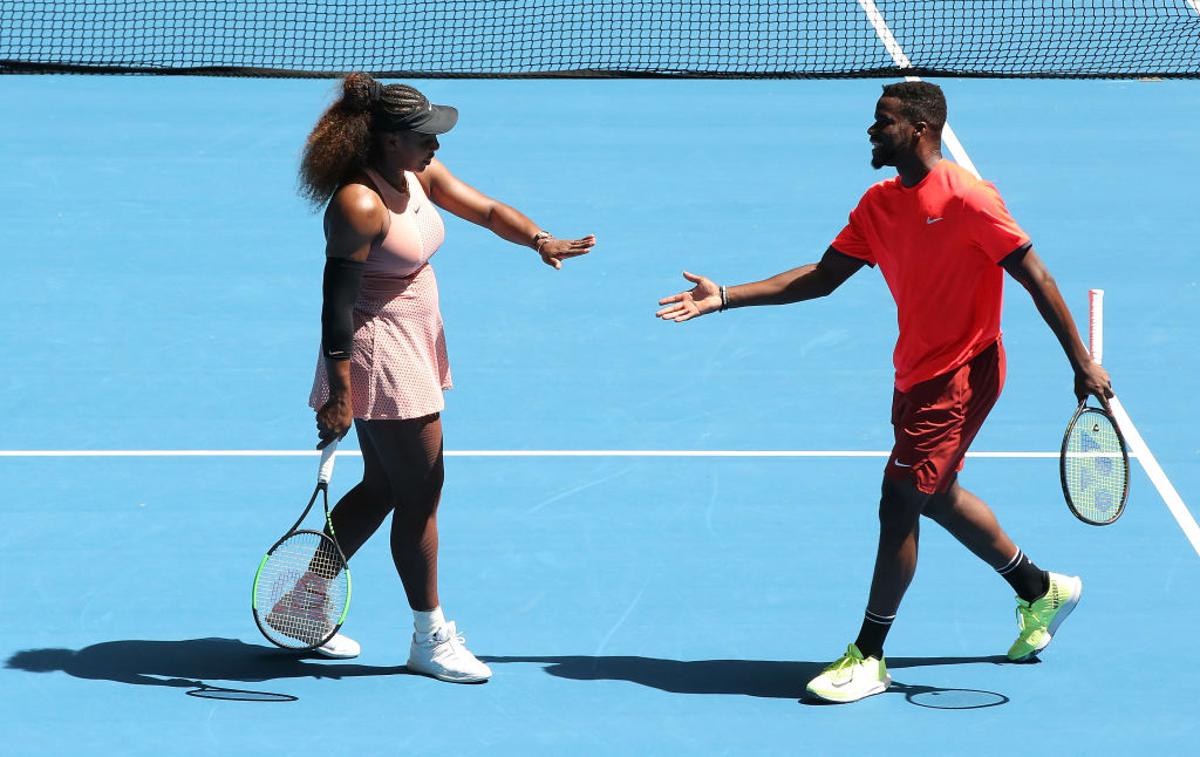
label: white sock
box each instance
[414,606,446,635]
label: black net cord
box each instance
[2,2,1198,79]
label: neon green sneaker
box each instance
[1006,572,1083,662]
[805,643,891,703]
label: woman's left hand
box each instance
[538,234,596,269]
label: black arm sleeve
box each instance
[321,257,364,361]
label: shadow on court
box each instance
[5,637,406,700]
[6,641,1013,707]
[483,654,1012,707]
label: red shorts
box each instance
[885,338,1005,495]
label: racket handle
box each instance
[1089,289,1104,365]
[318,439,339,484]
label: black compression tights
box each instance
[327,415,444,612]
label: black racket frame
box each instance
[251,479,350,651]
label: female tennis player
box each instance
[299,73,595,682]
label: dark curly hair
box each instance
[298,72,430,207]
[880,81,947,132]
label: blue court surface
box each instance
[2,72,1198,755]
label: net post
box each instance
[1089,289,1104,365]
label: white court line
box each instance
[1110,399,1200,554]
[856,0,912,69]
[0,449,1076,458]
[858,2,1200,557]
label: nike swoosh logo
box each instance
[893,460,913,468]
[926,217,944,224]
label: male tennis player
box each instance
[656,81,1112,703]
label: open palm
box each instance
[656,271,722,322]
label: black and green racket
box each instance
[252,440,351,650]
[1059,289,1130,526]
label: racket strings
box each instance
[1063,411,1127,523]
[255,531,349,648]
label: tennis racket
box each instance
[251,440,352,650]
[1059,289,1130,526]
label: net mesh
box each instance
[1062,408,1128,524]
[2,1,1198,79]
[254,531,349,649]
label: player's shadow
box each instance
[5,637,406,701]
[482,654,1012,707]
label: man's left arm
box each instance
[1000,246,1113,405]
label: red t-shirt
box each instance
[831,160,1030,392]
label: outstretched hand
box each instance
[538,234,596,270]
[656,271,722,322]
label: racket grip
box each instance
[1089,289,1104,365]
[318,439,339,484]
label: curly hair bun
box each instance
[342,72,379,113]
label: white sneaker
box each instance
[314,632,360,660]
[406,621,492,683]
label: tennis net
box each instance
[2,1,1198,79]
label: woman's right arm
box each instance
[315,184,384,448]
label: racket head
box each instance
[251,528,351,650]
[1060,400,1130,526]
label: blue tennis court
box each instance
[3,28,1199,757]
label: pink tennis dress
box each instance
[309,168,451,420]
